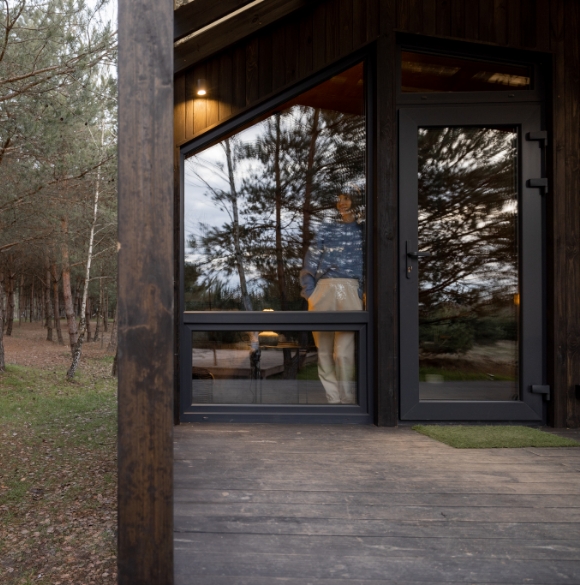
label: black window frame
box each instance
[398,106,546,423]
[396,34,547,106]
[179,48,375,424]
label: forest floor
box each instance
[0,321,117,585]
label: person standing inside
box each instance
[299,190,364,404]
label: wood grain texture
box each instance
[435,0,451,37]
[173,424,580,582]
[118,0,174,582]
[493,0,507,45]
[563,0,580,428]
[549,0,566,427]
[232,44,247,116]
[423,0,436,36]
[478,0,494,42]
[338,0,354,58]
[464,0,479,40]
[375,13,398,426]
[297,12,314,79]
[549,0,580,428]
[284,18,300,85]
[507,0,521,47]
[450,0,466,38]
[521,0,537,48]
[325,0,341,64]
[353,0,368,48]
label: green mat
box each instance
[412,425,580,449]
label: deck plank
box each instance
[174,424,580,584]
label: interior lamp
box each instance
[196,79,207,96]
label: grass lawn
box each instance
[413,424,580,448]
[0,359,117,585]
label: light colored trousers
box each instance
[308,278,362,404]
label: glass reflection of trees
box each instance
[418,127,518,364]
[184,103,365,311]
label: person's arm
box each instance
[299,230,324,299]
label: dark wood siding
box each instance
[174,0,580,427]
[549,0,580,428]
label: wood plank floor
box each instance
[174,424,580,584]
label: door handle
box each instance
[405,241,431,279]
[407,251,432,260]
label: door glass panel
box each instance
[191,329,359,405]
[402,51,532,93]
[417,126,519,401]
[184,62,366,311]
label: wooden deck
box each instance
[174,424,580,584]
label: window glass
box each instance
[402,51,532,93]
[417,126,519,401]
[191,329,359,405]
[184,63,366,311]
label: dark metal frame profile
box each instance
[398,103,546,421]
[179,48,375,423]
[395,33,548,106]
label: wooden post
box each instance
[375,4,398,426]
[118,0,174,582]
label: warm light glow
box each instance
[196,78,208,97]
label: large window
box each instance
[183,63,366,312]
[181,61,372,420]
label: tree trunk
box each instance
[29,279,34,322]
[61,216,78,351]
[0,276,5,372]
[94,277,103,343]
[85,296,91,342]
[6,268,14,336]
[107,304,117,353]
[274,113,288,311]
[111,348,117,377]
[223,138,259,367]
[18,273,23,326]
[67,122,103,380]
[51,261,65,344]
[45,268,53,342]
[224,138,253,312]
[103,290,108,332]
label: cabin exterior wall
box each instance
[174,0,580,427]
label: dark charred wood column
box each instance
[118,0,174,582]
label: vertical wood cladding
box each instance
[174,0,380,143]
[174,0,580,426]
[175,0,558,144]
[550,0,580,428]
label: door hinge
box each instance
[527,178,549,193]
[526,131,549,194]
[531,385,550,401]
[526,131,548,146]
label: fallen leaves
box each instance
[1,323,118,585]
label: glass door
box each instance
[399,105,545,421]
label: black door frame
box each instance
[179,49,375,424]
[398,103,546,421]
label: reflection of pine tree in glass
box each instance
[418,127,518,354]
[242,106,365,310]
[188,105,365,311]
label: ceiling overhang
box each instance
[174,0,317,75]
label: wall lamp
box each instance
[196,79,207,96]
